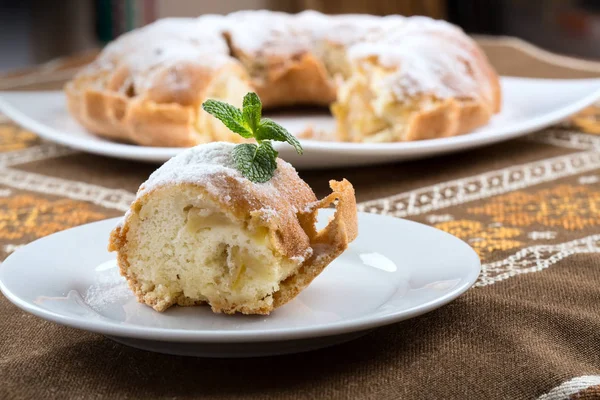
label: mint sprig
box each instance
[202,92,303,183]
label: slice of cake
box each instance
[108,93,357,314]
[109,143,356,314]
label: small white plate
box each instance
[1,77,599,169]
[0,210,479,358]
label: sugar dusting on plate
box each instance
[84,260,132,309]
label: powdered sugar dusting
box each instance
[84,10,484,102]
[348,16,479,100]
[140,142,241,198]
[95,16,230,93]
[84,261,132,308]
[225,10,402,56]
[324,14,406,47]
[290,247,313,265]
[227,10,302,55]
[258,207,278,222]
[138,142,302,210]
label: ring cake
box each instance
[66,11,501,146]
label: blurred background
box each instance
[1,0,599,71]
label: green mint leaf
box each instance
[232,141,278,183]
[255,118,303,155]
[204,92,304,183]
[202,99,253,138]
[242,92,262,133]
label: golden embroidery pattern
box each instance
[0,124,40,152]
[571,105,600,135]
[434,220,522,259]
[467,185,600,231]
[0,195,106,240]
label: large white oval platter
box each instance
[1,77,599,169]
[0,210,480,357]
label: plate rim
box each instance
[1,77,600,164]
[0,212,481,343]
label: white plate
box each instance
[0,77,599,169]
[1,77,600,169]
[0,210,479,357]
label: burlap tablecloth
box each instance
[1,38,600,400]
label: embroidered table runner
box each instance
[1,39,599,400]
